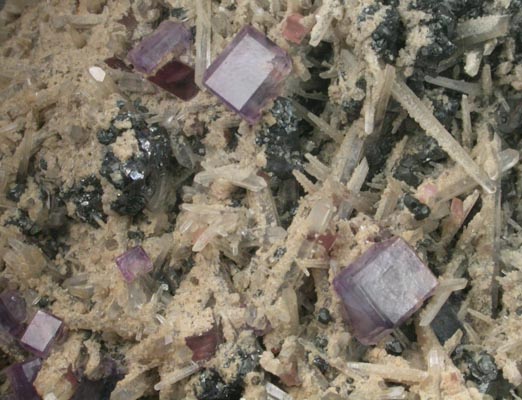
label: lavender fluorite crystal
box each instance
[0,290,26,335]
[333,237,438,345]
[6,358,42,400]
[115,246,153,282]
[203,26,292,124]
[20,310,63,357]
[127,20,192,74]
[148,60,199,101]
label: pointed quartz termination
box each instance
[20,310,64,357]
[203,26,292,124]
[333,237,438,345]
[127,20,192,74]
[5,358,42,400]
[115,246,153,282]
[391,78,496,194]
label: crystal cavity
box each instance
[115,246,153,282]
[333,237,438,345]
[203,26,292,124]
[20,310,63,357]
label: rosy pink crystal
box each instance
[127,20,192,74]
[203,26,292,124]
[115,246,153,282]
[20,310,63,357]
[185,324,223,362]
[282,14,310,44]
[0,290,27,336]
[333,237,438,345]
[5,358,42,400]
[147,60,199,101]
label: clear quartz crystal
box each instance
[203,26,292,124]
[333,237,438,344]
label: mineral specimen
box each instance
[127,20,192,74]
[203,26,292,124]
[0,289,26,335]
[282,14,309,44]
[115,246,153,282]
[333,237,438,345]
[5,358,42,400]
[185,324,223,362]
[20,310,64,357]
[147,60,199,101]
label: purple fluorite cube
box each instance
[127,20,192,74]
[6,358,42,400]
[333,237,438,345]
[203,26,292,124]
[0,290,27,336]
[147,60,199,101]
[115,246,153,282]
[20,310,63,357]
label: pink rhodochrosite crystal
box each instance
[333,237,438,345]
[127,20,192,74]
[115,246,153,282]
[148,60,199,101]
[282,14,310,44]
[203,26,292,124]
[6,358,42,400]
[20,310,63,357]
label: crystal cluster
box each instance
[126,21,198,100]
[115,246,153,282]
[333,237,438,345]
[20,310,64,357]
[203,26,292,124]
[5,358,42,400]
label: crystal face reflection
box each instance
[203,26,292,124]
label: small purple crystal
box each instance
[333,237,438,345]
[0,290,27,336]
[203,26,292,124]
[6,358,42,400]
[115,246,153,282]
[127,20,192,74]
[20,310,63,357]
[147,60,199,101]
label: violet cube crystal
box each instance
[333,237,438,345]
[203,26,292,124]
[147,60,199,101]
[20,310,63,357]
[127,20,192,74]
[6,358,42,400]
[0,290,27,335]
[115,246,153,282]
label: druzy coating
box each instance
[203,26,292,124]
[20,310,63,357]
[115,246,153,282]
[127,20,192,74]
[147,60,199,101]
[333,237,438,345]
[5,359,42,400]
[0,290,26,335]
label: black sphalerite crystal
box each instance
[67,175,106,227]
